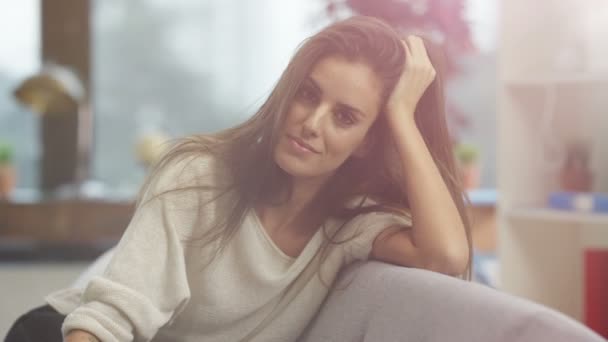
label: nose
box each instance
[301,103,330,139]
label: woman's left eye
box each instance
[334,110,356,126]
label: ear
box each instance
[352,132,375,158]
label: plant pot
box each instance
[460,163,481,190]
[0,164,16,199]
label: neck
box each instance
[257,174,331,234]
[288,176,326,211]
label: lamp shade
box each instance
[13,64,85,115]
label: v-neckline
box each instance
[248,208,322,264]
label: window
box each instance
[92,0,319,191]
[0,0,41,188]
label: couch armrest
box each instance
[299,261,604,342]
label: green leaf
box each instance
[454,143,479,164]
[0,141,14,165]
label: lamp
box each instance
[13,63,94,196]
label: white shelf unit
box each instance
[498,0,608,323]
[507,208,608,226]
[502,73,608,87]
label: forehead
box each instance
[308,55,384,118]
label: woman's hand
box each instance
[385,36,436,126]
[64,329,101,342]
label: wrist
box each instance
[386,108,417,131]
[386,99,416,116]
[386,113,425,152]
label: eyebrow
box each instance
[305,77,368,118]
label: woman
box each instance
[7,16,471,342]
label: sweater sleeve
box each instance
[62,155,215,341]
[342,211,412,263]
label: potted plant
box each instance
[454,142,480,190]
[0,141,16,199]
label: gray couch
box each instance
[70,250,605,341]
[300,261,605,341]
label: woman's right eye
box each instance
[297,85,318,104]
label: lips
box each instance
[287,135,320,154]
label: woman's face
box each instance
[274,55,384,182]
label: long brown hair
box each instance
[140,16,472,278]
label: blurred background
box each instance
[0,0,606,338]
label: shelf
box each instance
[502,72,608,87]
[467,188,498,207]
[507,208,608,225]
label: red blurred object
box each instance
[584,249,608,338]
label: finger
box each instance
[401,39,413,61]
[409,37,436,80]
[406,35,430,62]
[405,36,422,55]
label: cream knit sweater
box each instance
[46,154,411,342]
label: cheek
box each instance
[285,102,308,124]
[325,128,368,157]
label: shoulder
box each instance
[346,210,412,237]
[137,149,233,216]
[326,207,411,263]
[346,196,411,227]
[331,197,412,240]
[145,151,226,196]
[132,151,232,239]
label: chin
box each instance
[275,151,308,177]
[273,149,324,180]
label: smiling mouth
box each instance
[287,135,320,154]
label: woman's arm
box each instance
[371,36,468,276]
[59,155,207,341]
